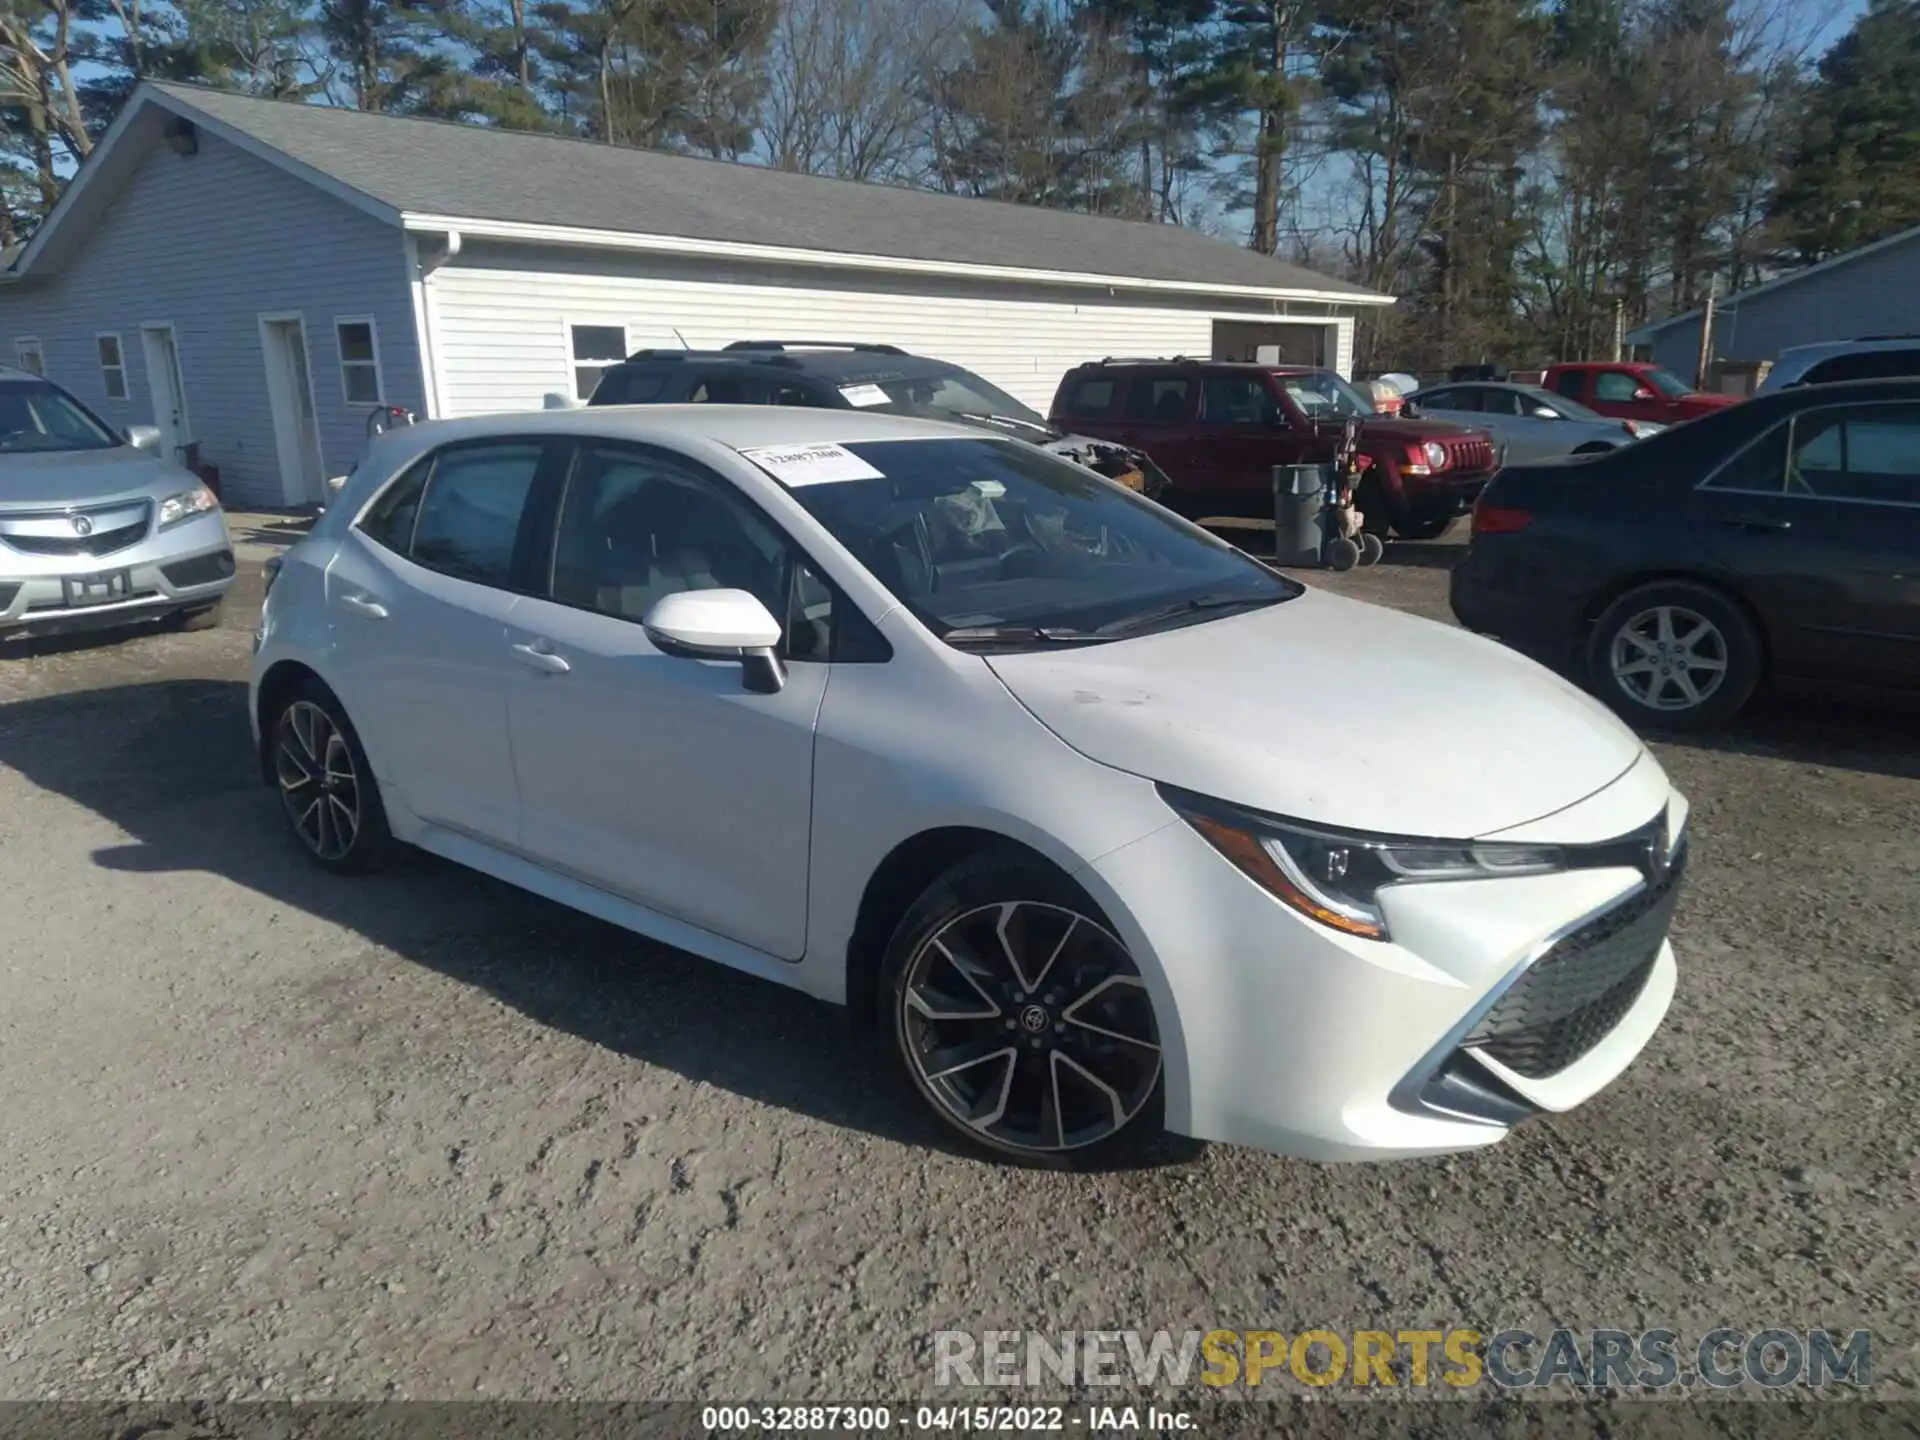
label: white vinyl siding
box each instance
[424,247,1358,418]
[0,131,421,506]
[96,332,128,398]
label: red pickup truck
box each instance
[1540,361,1738,425]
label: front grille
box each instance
[2,520,148,558]
[162,550,235,588]
[1446,437,1496,474]
[1464,843,1687,1079]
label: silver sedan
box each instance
[1405,381,1662,463]
[0,367,235,640]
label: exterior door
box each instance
[139,324,191,463]
[1109,372,1200,505]
[1690,403,1920,684]
[323,439,556,846]
[1591,368,1667,424]
[505,441,825,960]
[262,318,326,504]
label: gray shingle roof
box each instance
[151,82,1384,301]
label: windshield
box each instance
[851,368,1049,428]
[1643,367,1696,398]
[1277,371,1375,419]
[0,381,119,455]
[780,437,1299,645]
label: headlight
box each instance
[1626,420,1666,439]
[1423,440,1449,470]
[157,485,218,529]
[1163,788,1562,941]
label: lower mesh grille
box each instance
[162,550,234,587]
[1464,844,1686,1079]
[0,582,18,611]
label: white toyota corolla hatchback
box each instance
[250,405,1686,1166]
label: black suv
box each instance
[586,341,1168,497]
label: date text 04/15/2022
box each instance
[700,1405,1193,1432]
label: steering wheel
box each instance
[996,542,1048,579]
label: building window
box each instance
[571,323,627,401]
[97,334,128,400]
[335,318,384,404]
[15,337,45,375]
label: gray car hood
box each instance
[0,448,192,509]
[985,588,1645,839]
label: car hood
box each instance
[984,588,1645,838]
[1340,415,1483,443]
[0,447,193,509]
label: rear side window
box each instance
[1799,351,1920,386]
[358,455,433,552]
[1550,370,1585,399]
[1063,377,1116,417]
[1423,387,1477,411]
[409,442,546,587]
[1789,405,1920,504]
[689,373,775,404]
[1123,375,1192,423]
[1702,424,1788,494]
[591,368,671,406]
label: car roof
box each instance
[611,347,963,385]
[1071,358,1332,374]
[1776,336,1920,359]
[370,402,982,453]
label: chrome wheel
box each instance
[899,901,1161,1154]
[1609,604,1729,712]
[275,700,360,861]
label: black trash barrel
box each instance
[1273,463,1328,566]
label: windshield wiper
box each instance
[950,410,1056,437]
[1095,593,1280,638]
[942,623,1107,648]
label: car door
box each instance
[324,438,557,846]
[502,440,830,960]
[1186,372,1295,508]
[1109,371,1198,490]
[1592,368,1669,424]
[1688,403,1920,684]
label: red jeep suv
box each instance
[1050,359,1499,539]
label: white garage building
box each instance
[0,80,1392,510]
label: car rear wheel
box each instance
[1394,516,1456,541]
[883,852,1168,1168]
[1587,581,1762,731]
[270,680,392,872]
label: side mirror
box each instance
[126,424,161,452]
[1532,407,1560,419]
[1632,387,1657,402]
[643,588,786,694]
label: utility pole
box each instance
[1695,285,1717,391]
[1611,298,1625,362]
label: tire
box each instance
[1325,536,1361,571]
[1355,474,1394,538]
[1586,580,1762,732]
[1393,515,1456,541]
[881,851,1172,1169]
[176,599,224,633]
[268,678,393,872]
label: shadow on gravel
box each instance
[0,677,1188,1171]
[1374,539,1465,570]
[1651,689,1920,783]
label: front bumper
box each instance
[1406,472,1491,520]
[0,510,235,638]
[1078,756,1684,1160]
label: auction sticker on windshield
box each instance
[839,384,890,408]
[737,442,886,486]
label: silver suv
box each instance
[1756,337,1920,393]
[0,366,235,639]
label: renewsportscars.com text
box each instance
[932,1327,1873,1391]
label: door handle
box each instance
[339,592,388,619]
[1718,514,1792,534]
[509,639,571,675]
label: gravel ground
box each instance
[0,521,1914,1409]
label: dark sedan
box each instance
[1450,377,1920,730]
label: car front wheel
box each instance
[1587,580,1762,731]
[883,852,1168,1167]
[270,680,392,872]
